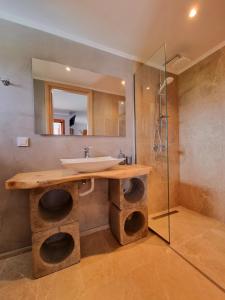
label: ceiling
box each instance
[1,0,225,73]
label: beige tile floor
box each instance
[0,229,225,300]
[149,206,225,291]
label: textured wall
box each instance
[0,19,136,253]
[135,64,179,215]
[178,46,225,223]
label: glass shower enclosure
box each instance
[134,44,170,242]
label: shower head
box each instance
[165,76,174,85]
[158,76,174,94]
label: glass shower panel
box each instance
[135,44,170,242]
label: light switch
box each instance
[17,137,30,147]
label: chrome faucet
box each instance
[83,146,91,158]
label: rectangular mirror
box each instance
[32,58,126,136]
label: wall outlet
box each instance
[16,137,30,147]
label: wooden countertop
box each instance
[5,164,152,190]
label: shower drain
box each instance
[151,210,179,220]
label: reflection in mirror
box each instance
[52,89,88,136]
[32,59,126,136]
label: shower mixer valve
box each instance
[153,143,166,153]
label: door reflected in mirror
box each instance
[33,59,126,137]
[52,88,88,136]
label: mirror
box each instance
[32,58,126,136]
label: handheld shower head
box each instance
[158,76,174,94]
[165,77,174,85]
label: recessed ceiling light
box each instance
[189,7,197,18]
[121,101,124,105]
[121,80,126,86]
[146,86,150,90]
[66,66,71,72]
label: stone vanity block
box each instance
[110,203,148,245]
[30,182,79,233]
[32,222,80,278]
[109,175,148,209]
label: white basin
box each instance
[60,156,125,173]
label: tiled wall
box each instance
[135,64,180,214]
[178,46,225,223]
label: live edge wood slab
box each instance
[5,164,152,190]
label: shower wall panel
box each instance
[135,64,179,214]
[178,46,225,223]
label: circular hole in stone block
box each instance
[123,178,145,203]
[40,232,74,264]
[39,189,73,221]
[124,211,145,236]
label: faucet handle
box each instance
[83,146,92,150]
[83,146,92,158]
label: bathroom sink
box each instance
[60,156,125,173]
